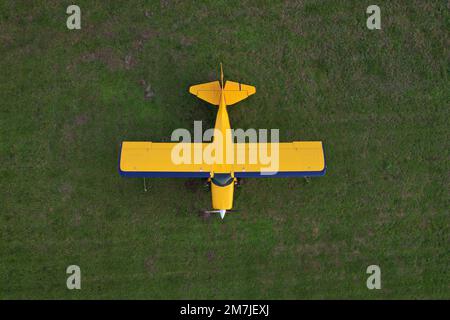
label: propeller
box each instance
[199,209,239,219]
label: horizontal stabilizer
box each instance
[189,81,221,105]
[223,81,256,105]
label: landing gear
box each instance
[203,178,211,191]
[235,178,243,187]
[143,178,148,192]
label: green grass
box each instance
[0,0,448,299]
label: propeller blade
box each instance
[200,210,220,214]
[199,209,239,218]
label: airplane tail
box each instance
[189,63,256,106]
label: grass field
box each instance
[1,1,448,299]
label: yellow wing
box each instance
[231,142,326,177]
[119,142,212,178]
[119,141,326,178]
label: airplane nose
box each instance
[219,210,226,219]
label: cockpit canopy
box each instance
[211,173,234,187]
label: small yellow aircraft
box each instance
[119,65,326,219]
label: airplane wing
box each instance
[119,142,212,178]
[232,142,326,177]
[119,141,326,178]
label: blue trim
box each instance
[234,168,326,178]
[119,170,210,178]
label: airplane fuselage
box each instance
[210,91,235,211]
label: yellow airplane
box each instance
[119,64,326,219]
